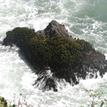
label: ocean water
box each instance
[0,0,107,107]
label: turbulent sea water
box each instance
[0,0,107,107]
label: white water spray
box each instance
[0,0,107,107]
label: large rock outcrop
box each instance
[3,20,107,91]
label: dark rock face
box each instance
[3,20,107,91]
[44,20,69,37]
[36,20,69,38]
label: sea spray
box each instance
[0,0,107,107]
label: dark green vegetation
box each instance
[3,20,107,91]
[0,97,15,107]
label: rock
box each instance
[44,78,57,91]
[44,20,69,37]
[3,27,35,47]
[33,66,57,91]
[36,20,70,38]
[2,20,107,91]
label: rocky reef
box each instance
[3,20,107,91]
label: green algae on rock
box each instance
[3,20,107,91]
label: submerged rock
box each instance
[3,20,107,91]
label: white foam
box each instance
[105,54,107,60]
[0,0,107,107]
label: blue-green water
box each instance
[0,0,107,107]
